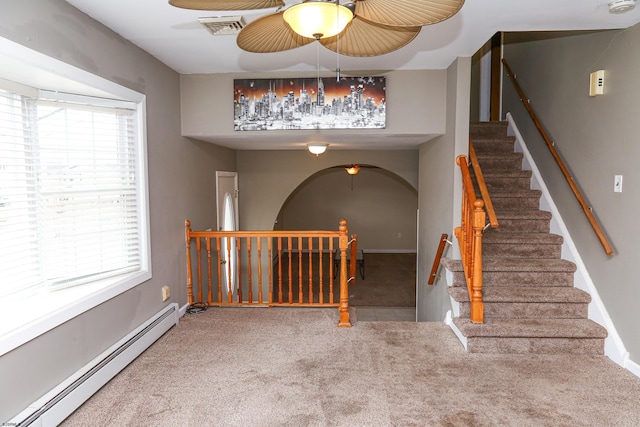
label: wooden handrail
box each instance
[455,155,485,323]
[185,219,352,327]
[502,58,614,255]
[469,141,499,228]
[427,233,449,285]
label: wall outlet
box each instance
[162,285,171,301]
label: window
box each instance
[0,52,150,353]
[1,89,143,297]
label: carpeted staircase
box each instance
[444,121,608,354]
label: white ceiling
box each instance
[64,0,640,75]
[61,0,640,150]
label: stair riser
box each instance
[476,157,523,170]
[466,337,604,355]
[470,123,508,138]
[459,302,588,319]
[484,177,532,190]
[483,243,562,259]
[490,219,550,233]
[472,140,516,154]
[490,196,541,210]
[451,271,575,287]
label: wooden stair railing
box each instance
[502,58,614,255]
[428,234,449,285]
[185,219,353,327]
[455,155,487,323]
[469,141,499,229]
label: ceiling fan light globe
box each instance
[283,1,353,39]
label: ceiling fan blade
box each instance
[320,17,420,57]
[237,12,315,53]
[354,0,464,27]
[169,0,284,11]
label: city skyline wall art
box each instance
[233,76,386,131]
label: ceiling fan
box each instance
[169,0,465,57]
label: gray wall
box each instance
[277,167,418,251]
[235,150,419,234]
[180,70,447,146]
[0,0,235,419]
[503,26,640,363]
[416,57,470,322]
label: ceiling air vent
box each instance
[198,16,246,36]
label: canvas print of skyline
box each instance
[234,76,386,131]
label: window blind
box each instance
[0,89,141,297]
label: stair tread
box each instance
[479,170,532,177]
[483,232,563,244]
[494,210,552,219]
[453,317,608,339]
[487,189,541,197]
[442,257,576,273]
[448,286,591,303]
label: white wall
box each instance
[503,27,640,363]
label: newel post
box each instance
[338,219,352,327]
[185,220,194,306]
[470,200,485,323]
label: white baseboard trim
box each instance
[444,310,467,350]
[10,303,178,426]
[507,113,629,369]
[625,358,640,378]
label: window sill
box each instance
[0,270,151,357]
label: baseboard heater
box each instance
[10,303,179,427]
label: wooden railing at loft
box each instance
[502,58,614,255]
[455,155,490,323]
[428,234,449,285]
[184,219,356,327]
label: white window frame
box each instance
[0,37,151,357]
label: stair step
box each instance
[485,189,542,210]
[483,232,563,259]
[453,318,607,354]
[475,170,532,190]
[443,258,576,287]
[449,287,591,318]
[470,121,508,138]
[471,136,516,154]
[492,210,551,233]
[476,152,523,170]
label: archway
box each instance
[274,165,417,319]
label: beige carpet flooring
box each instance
[62,308,640,426]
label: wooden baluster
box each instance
[298,236,303,304]
[185,220,194,305]
[349,234,357,286]
[247,237,253,304]
[278,237,283,304]
[338,219,351,327]
[257,237,263,304]
[226,236,233,303]
[206,237,212,304]
[268,237,273,305]
[216,237,222,303]
[329,237,334,304]
[318,237,324,304]
[236,237,242,303]
[288,236,293,304]
[308,236,313,304]
[196,237,203,303]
